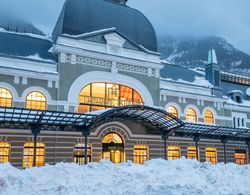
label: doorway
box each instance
[102,133,124,164]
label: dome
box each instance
[53,0,157,52]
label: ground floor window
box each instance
[0,142,10,163]
[206,147,217,164]
[187,146,199,160]
[73,144,92,165]
[23,142,45,168]
[235,149,247,165]
[168,146,180,160]
[134,145,148,164]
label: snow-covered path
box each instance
[0,158,249,195]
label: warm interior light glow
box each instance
[0,88,12,107]
[23,142,45,168]
[166,106,178,118]
[134,145,148,164]
[204,110,214,124]
[0,142,10,163]
[186,108,197,122]
[168,146,180,160]
[78,82,143,113]
[187,146,198,160]
[26,91,46,110]
[205,147,217,164]
[235,149,247,165]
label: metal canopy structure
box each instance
[176,122,250,142]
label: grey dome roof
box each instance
[53,0,157,52]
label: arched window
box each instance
[187,146,199,160]
[168,146,180,160]
[26,91,46,110]
[78,83,143,113]
[166,106,178,118]
[73,144,91,165]
[23,142,45,168]
[205,147,217,164]
[186,108,197,122]
[134,145,149,164]
[235,149,247,165]
[0,142,10,163]
[0,88,12,107]
[204,110,214,124]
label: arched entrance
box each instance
[102,133,125,164]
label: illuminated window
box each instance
[186,108,197,122]
[168,146,180,160]
[102,133,123,144]
[204,110,214,124]
[166,106,178,118]
[23,142,45,168]
[187,146,199,160]
[26,92,46,110]
[0,88,12,107]
[78,83,143,113]
[134,145,148,164]
[73,144,91,165]
[235,149,247,165]
[206,147,217,164]
[0,142,10,163]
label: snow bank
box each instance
[0,158,249,195]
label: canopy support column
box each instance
[222,139,227,164]
[31,125,41,167]
[193,135,200,161]
[162,134,168,160]
[82,126,90,165]
[247,141,250,164]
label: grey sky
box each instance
[0,0,249,53]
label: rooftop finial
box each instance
[208,49,218,64]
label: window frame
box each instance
[25,91,47,111]
[186,108,197,122]
[167,146,181,160]
[133,145,149,164]
[205,147,217,164]
[0,142,10,163]
[204,110,215,124]
[0,87,13,108]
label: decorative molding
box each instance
[0,82,19,101]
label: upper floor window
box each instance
[26,92,46,110]
[78,83,143,113]
[0,88,12,107]
[204,110,214,124]
[166,106,178,118]
[0,142,10,163]
[186,108,197,122]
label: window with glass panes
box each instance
[166,106,178,118]
[205,147,217,164]
[204,110,214,124]
[23,142,45,168]
[0,88,12,107]
[73,144,91,165]
[187,146,199,160]
[168,146,180,160]
[186,108,197,122]
[134,145,148,164]
[26,92,46,110]
[78,83,143,113]
[0,142,10,163]
[235,149,247,165]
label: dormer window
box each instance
[228,90,243,104]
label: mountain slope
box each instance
[158,36,250,76]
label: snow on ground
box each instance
[0,158,249,195]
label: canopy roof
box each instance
[0,106,249,142]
